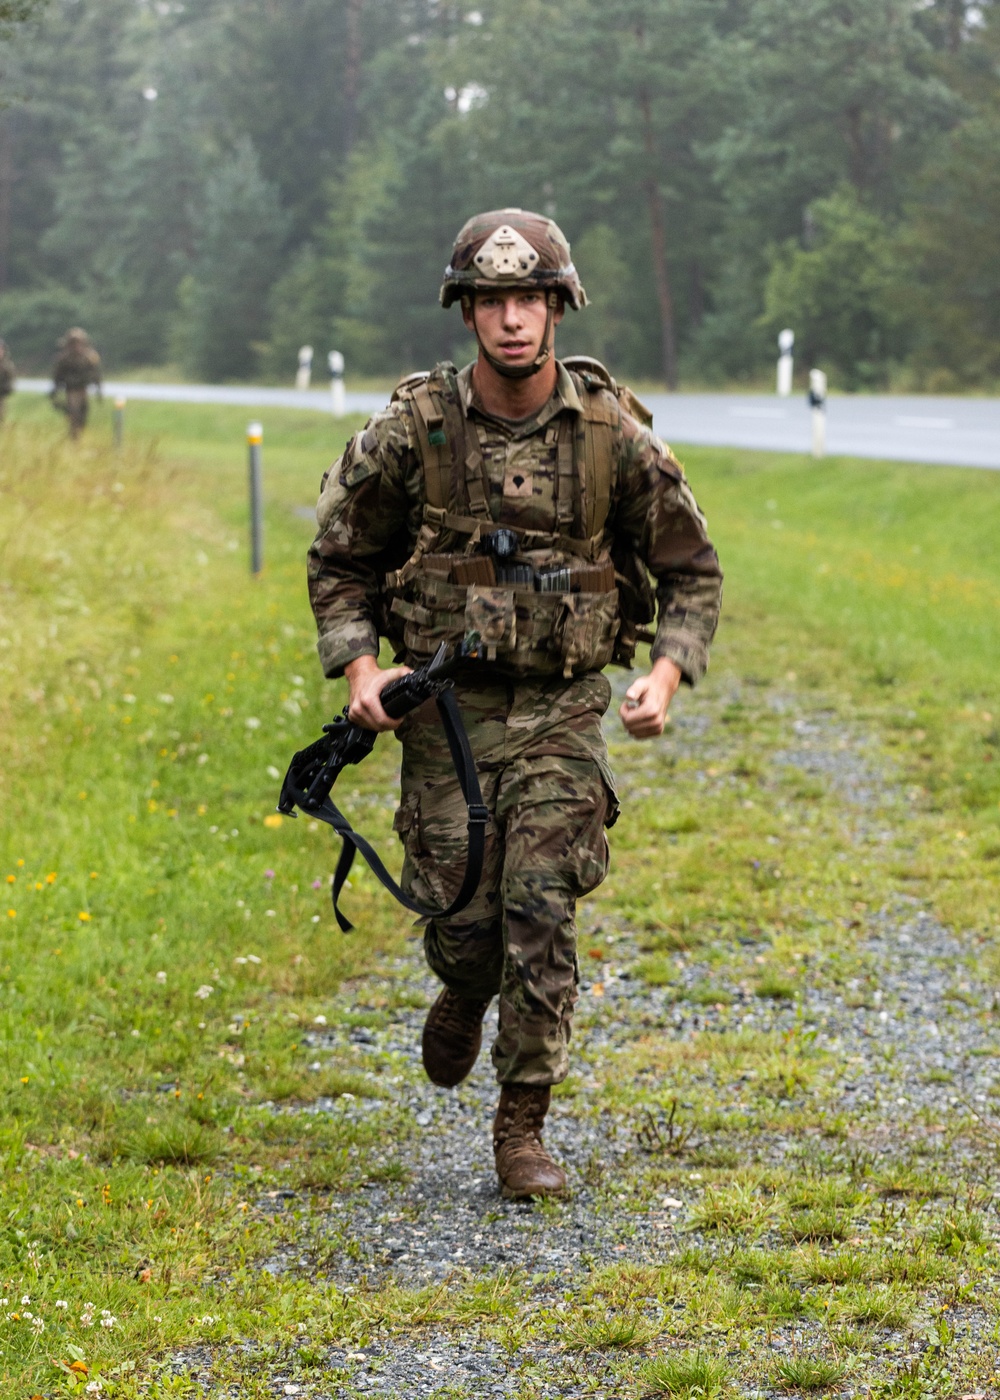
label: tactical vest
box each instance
[385,357,656,677]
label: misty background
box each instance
[0,0,997,391]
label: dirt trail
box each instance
[175,682,1000,1397]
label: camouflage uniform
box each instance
[0,340,15,423]
[308,361,722,1085]
[52,330,102,438]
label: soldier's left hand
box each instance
[619,657,682,739]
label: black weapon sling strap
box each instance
[306,688,487,933]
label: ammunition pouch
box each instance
[389,552,619,678]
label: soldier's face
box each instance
[464,290,563,371]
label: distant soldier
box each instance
[0,338,15,424]
[51,328,102,438]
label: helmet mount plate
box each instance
[473,225,540,279]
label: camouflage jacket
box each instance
[52,347,102,391]
[308,361,722,683]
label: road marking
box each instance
[894,415,955,429]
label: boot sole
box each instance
[499,1180,569,1201]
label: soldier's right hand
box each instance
[344,654,412,732]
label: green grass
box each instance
[1,393,1000,1393]
[641,1350,732,1398]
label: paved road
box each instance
[19,378,1000,469]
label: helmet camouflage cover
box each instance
[440,208,587,311]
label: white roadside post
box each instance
[328,350,346,417]
[808,369,828,459]
[247,421,264,575]
[295,345,314,391]
[777,328,794,397]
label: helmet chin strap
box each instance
[465,292,558,380]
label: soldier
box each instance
[51,327,102,439]
[307,209,723,1199]
[0,337,15,424]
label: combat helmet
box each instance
[441,208,587,379]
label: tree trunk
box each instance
[0,116,13,293]
[689,259,705,331]
[946,0,964,53]
[343,0,362,158]
[639,89,678,390]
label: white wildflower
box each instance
[245,717,261,730]
[194,984,214,999]
[55,1299,68,1309]
[155,971,167,984]
[157,693,174,705]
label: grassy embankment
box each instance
[0,392,998,1395]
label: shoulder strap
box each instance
[567,367,620,540]
[410,372,452,512]
[403,363,490,520]
[562,354,654,428]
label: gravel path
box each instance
[174,685,1000,1396]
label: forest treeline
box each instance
[0,0,998,389]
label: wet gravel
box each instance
[173,687,1000,1396]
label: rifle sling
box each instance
[308,687,487,933]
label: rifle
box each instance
[277,643,486,931]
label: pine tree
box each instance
[183,140,289,381]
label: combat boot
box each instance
[493,1084,567,1199]
[421,988,491,1088]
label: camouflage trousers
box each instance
[394,671,619,1086]
[64,387,89,437]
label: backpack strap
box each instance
[568,368,621,541]
[554,416,577,535]
[404,363,491,521]
[410,375,452,512]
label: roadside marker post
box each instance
[247,421,264,575]
[328,350,345,417]
[808,369,828,459]
[113,396,126,448]
[777,329,794,397]
[295,345,313,391]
